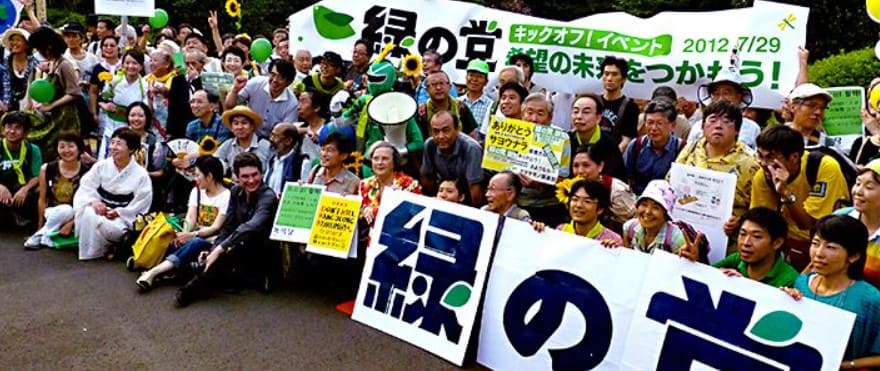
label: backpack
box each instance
[627,220,710,263]
[804,145,857,201]
[627,135,686,187]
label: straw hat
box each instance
[2,28,30,49]
[221,105,263,129]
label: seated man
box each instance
[713,207,798,287]
[0,112,42,227]
[481,171,531,222]
[175,152,279,307]
[751,125,850,271]
[213,106,272,176]
[420,111,484,206]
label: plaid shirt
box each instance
[2,55,36,105]
[459,93,493,134]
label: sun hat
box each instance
[221,105,263,129]
[637,180,676,216]
[788,83,833,103]
[1,28,30,49]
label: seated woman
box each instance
[25,132,91,249]
[73,127,152,260]
[306,131,360,195]
[622,179,686,254]
[836,158,880,288]
[533,179,622,245]
[435,176,469,205]
[126,102,168,211]
[782,215,880,369]
[571,144,635,233]
[359,141,421,228]
[0,112,42,228]
[136,156,230,291]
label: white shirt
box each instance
[266,151,293,194]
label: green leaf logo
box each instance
[313,5,356,40]
[400,36,415,48]
[488,20,497,32]
[749,311,803,342]
[442,281,472,308]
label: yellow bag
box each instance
[131,212,178,269]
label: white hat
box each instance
[788,83,833,102]
[1,28,30,49]
[637,180,676,216]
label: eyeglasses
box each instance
[798,100,827,112]
[570,196,598,205]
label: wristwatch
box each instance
[780,193,796,205]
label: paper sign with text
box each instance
[270,183,324,243]
[306,192,361,258]
[824,86,865,153]
[482,116,568,185]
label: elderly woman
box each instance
[25,132,91,249]
[73,127,152,260]
[782,215,880,369]
[26,27,88,159]
[359,141,421,227]
[835,158,880,288]
[622,179,687,254]
[97,50,148,159]
[145,49,177,138]
[1,28,36,113]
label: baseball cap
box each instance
[61,21,86,35]
[466,59,490,75]
[788,83,833,103]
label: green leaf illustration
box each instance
[442,282,472,308]
[313,5,356,40]
[488,20,497,32]
[749,311,803,342]
[401,36,415,48]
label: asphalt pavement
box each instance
[0,230,479,370]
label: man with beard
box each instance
[264,122,305,195]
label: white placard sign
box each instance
[351,190,498,366]
[669,163,737,263]
[94,0,156,17]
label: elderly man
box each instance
[292,49,313,85]
[516,93,570,227]
[687,66,762,148]
[623,99,684,194]
[786,83,835,148]
[482,171,531,222]
[183,33,222,72]
[413,49,458,105]
[264,122,306,195]
[175,152,279,307]
[213,106,272,175]
[225,59,299,139]
[459,59,493,139]
[421,111,484,206]
[415,70,478,139]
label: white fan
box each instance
[165,138,200,181]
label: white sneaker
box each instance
[41,234,55,249]
[24,234,43,250]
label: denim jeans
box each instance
[166,237,213,268]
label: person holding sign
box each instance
[136,156,230,292]
[751,125,850,271]
[781,215,880,370]
[359,141,421,227]
[175,152,278,307]
[533,178,623,246]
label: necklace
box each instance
[809,275,853,308]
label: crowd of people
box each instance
[1,3,880,367]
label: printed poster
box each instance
[270,183,324,243]
[352,190,498,366]
[94,0,155,17]
[482,116,568,185]
[200,72,235,96]
[824,86,865,153]
[668,163,737,263]
[306,192,361,258]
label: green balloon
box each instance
[250,38,273,63]
[29,79,55,104]
[149,9,169,29]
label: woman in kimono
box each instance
[73,127,152,260]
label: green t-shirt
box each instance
[713,252,798,288]
[0,141,42,189]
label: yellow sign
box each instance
[482,116,569,185]
[306,192,361,258]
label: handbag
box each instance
[130,212,183,270]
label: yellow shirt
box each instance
[675,138,759,216]
[750,152,850,241]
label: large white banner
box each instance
[351,190,499,366]
[94,0,155,17]
[478,219,855,370]
[289,0,808,108]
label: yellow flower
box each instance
[555,177,584,205]
[376,42,395,62]
[98,71,113,82]
[226,0,241,18]
[344,151,364,176]
[199,136,219,155]
[401,53,422,78]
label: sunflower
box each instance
[225,0,241,18]
[199,135,219,155]
[97,71,113,82]
[555,177,584,205]
[375,42,395,62]
[401,53,422,78]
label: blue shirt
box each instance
[623,135,683,194]
[414,77,458,106]
[185,113,233,144]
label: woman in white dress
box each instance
[73,127,152,260]
[97,50,148,159]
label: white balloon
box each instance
[874,40,880,61]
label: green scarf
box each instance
[2,138,27,185]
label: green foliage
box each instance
[809,48,880,88]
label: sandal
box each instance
[136,273,154,292]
